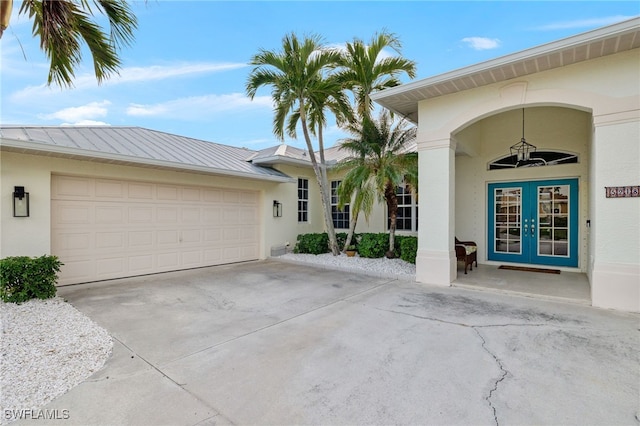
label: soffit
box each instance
[372,18,640,123]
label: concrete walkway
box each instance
[22,260,640,425]
[453,264,591,305]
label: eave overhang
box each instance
[371,18,640,123]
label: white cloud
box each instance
[61,120,110,126]
[91,62,247,87]
[38,101,111,122]
[461,37,501,51]
[10,83,68,102]
[327,43,395,62]
[126,104,168,117]
[10,62,248,100]
[533,15,638,31]
[126,93,272,119]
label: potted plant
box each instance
[345,245,357,257]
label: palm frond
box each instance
[335,107,417,219]
[93,0,137,48]
[334,29,416,119]
[18,0,137,87]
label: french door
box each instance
[488,178,578,267]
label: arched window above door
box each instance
[488,150,578,170]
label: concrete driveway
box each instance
[25,260,639,425]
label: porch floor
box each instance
[453,264,591,305]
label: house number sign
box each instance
[605,186,639,198]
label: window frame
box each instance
[388,184,418,232]
[488,150,579,170]
[330,180,350,229]
[297,178,309,223]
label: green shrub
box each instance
[394,235,405,258]
[336,232,361,251]
[357,233,389,258]
[0,255,63,303]
[399,237,418,264]
[293,233,329,255]
[336,232,348,251]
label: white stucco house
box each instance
[1,18,638,312]
[0,126,388,286]
[372,17,639,312]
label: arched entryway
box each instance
[373,21,640,311]
[453,106,591,272]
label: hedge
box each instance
[293,232,417,264]
[0,255,63,303]
[293,233,329,255]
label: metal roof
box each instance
[371,17,640,122]
[248,143,354,167]
[248,144,316,167]
[0,126,293,182]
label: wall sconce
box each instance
[273,200,282,217]
[13,186,30,217]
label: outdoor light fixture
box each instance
[13,186,29,217]
[273,200,282,217]
[510,108,537,167]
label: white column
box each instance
[416,137,457,286]
[590,111,640,312]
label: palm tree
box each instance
[333,30,416,251]
[337,110,417,257]
[246,32,352,255]
[1,0,138,88]
[334,30,416,120]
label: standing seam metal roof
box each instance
[0,126,292,182]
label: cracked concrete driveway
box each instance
[28,260,640,425]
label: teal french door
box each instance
[488,179,578,267]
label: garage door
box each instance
[52,175,260,285]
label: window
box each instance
[389,184,418,232]
[298,178,308,222]
[331,180,350,229]
[489,150,578,170]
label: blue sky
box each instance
[1,1,638,151]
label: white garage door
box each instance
[51,175,260,285]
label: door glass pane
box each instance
[554,242,568,256]
[537,185,570,257]
[494,188,521,254]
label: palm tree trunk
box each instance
[299,106,340,256]
[342,188,360,251]
[317,126,340,255]
[0,0,13,38]
[385,182,398,258]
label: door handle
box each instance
[531,224,535,237]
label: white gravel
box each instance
[276,252,416,281]
[0,297,112,424]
